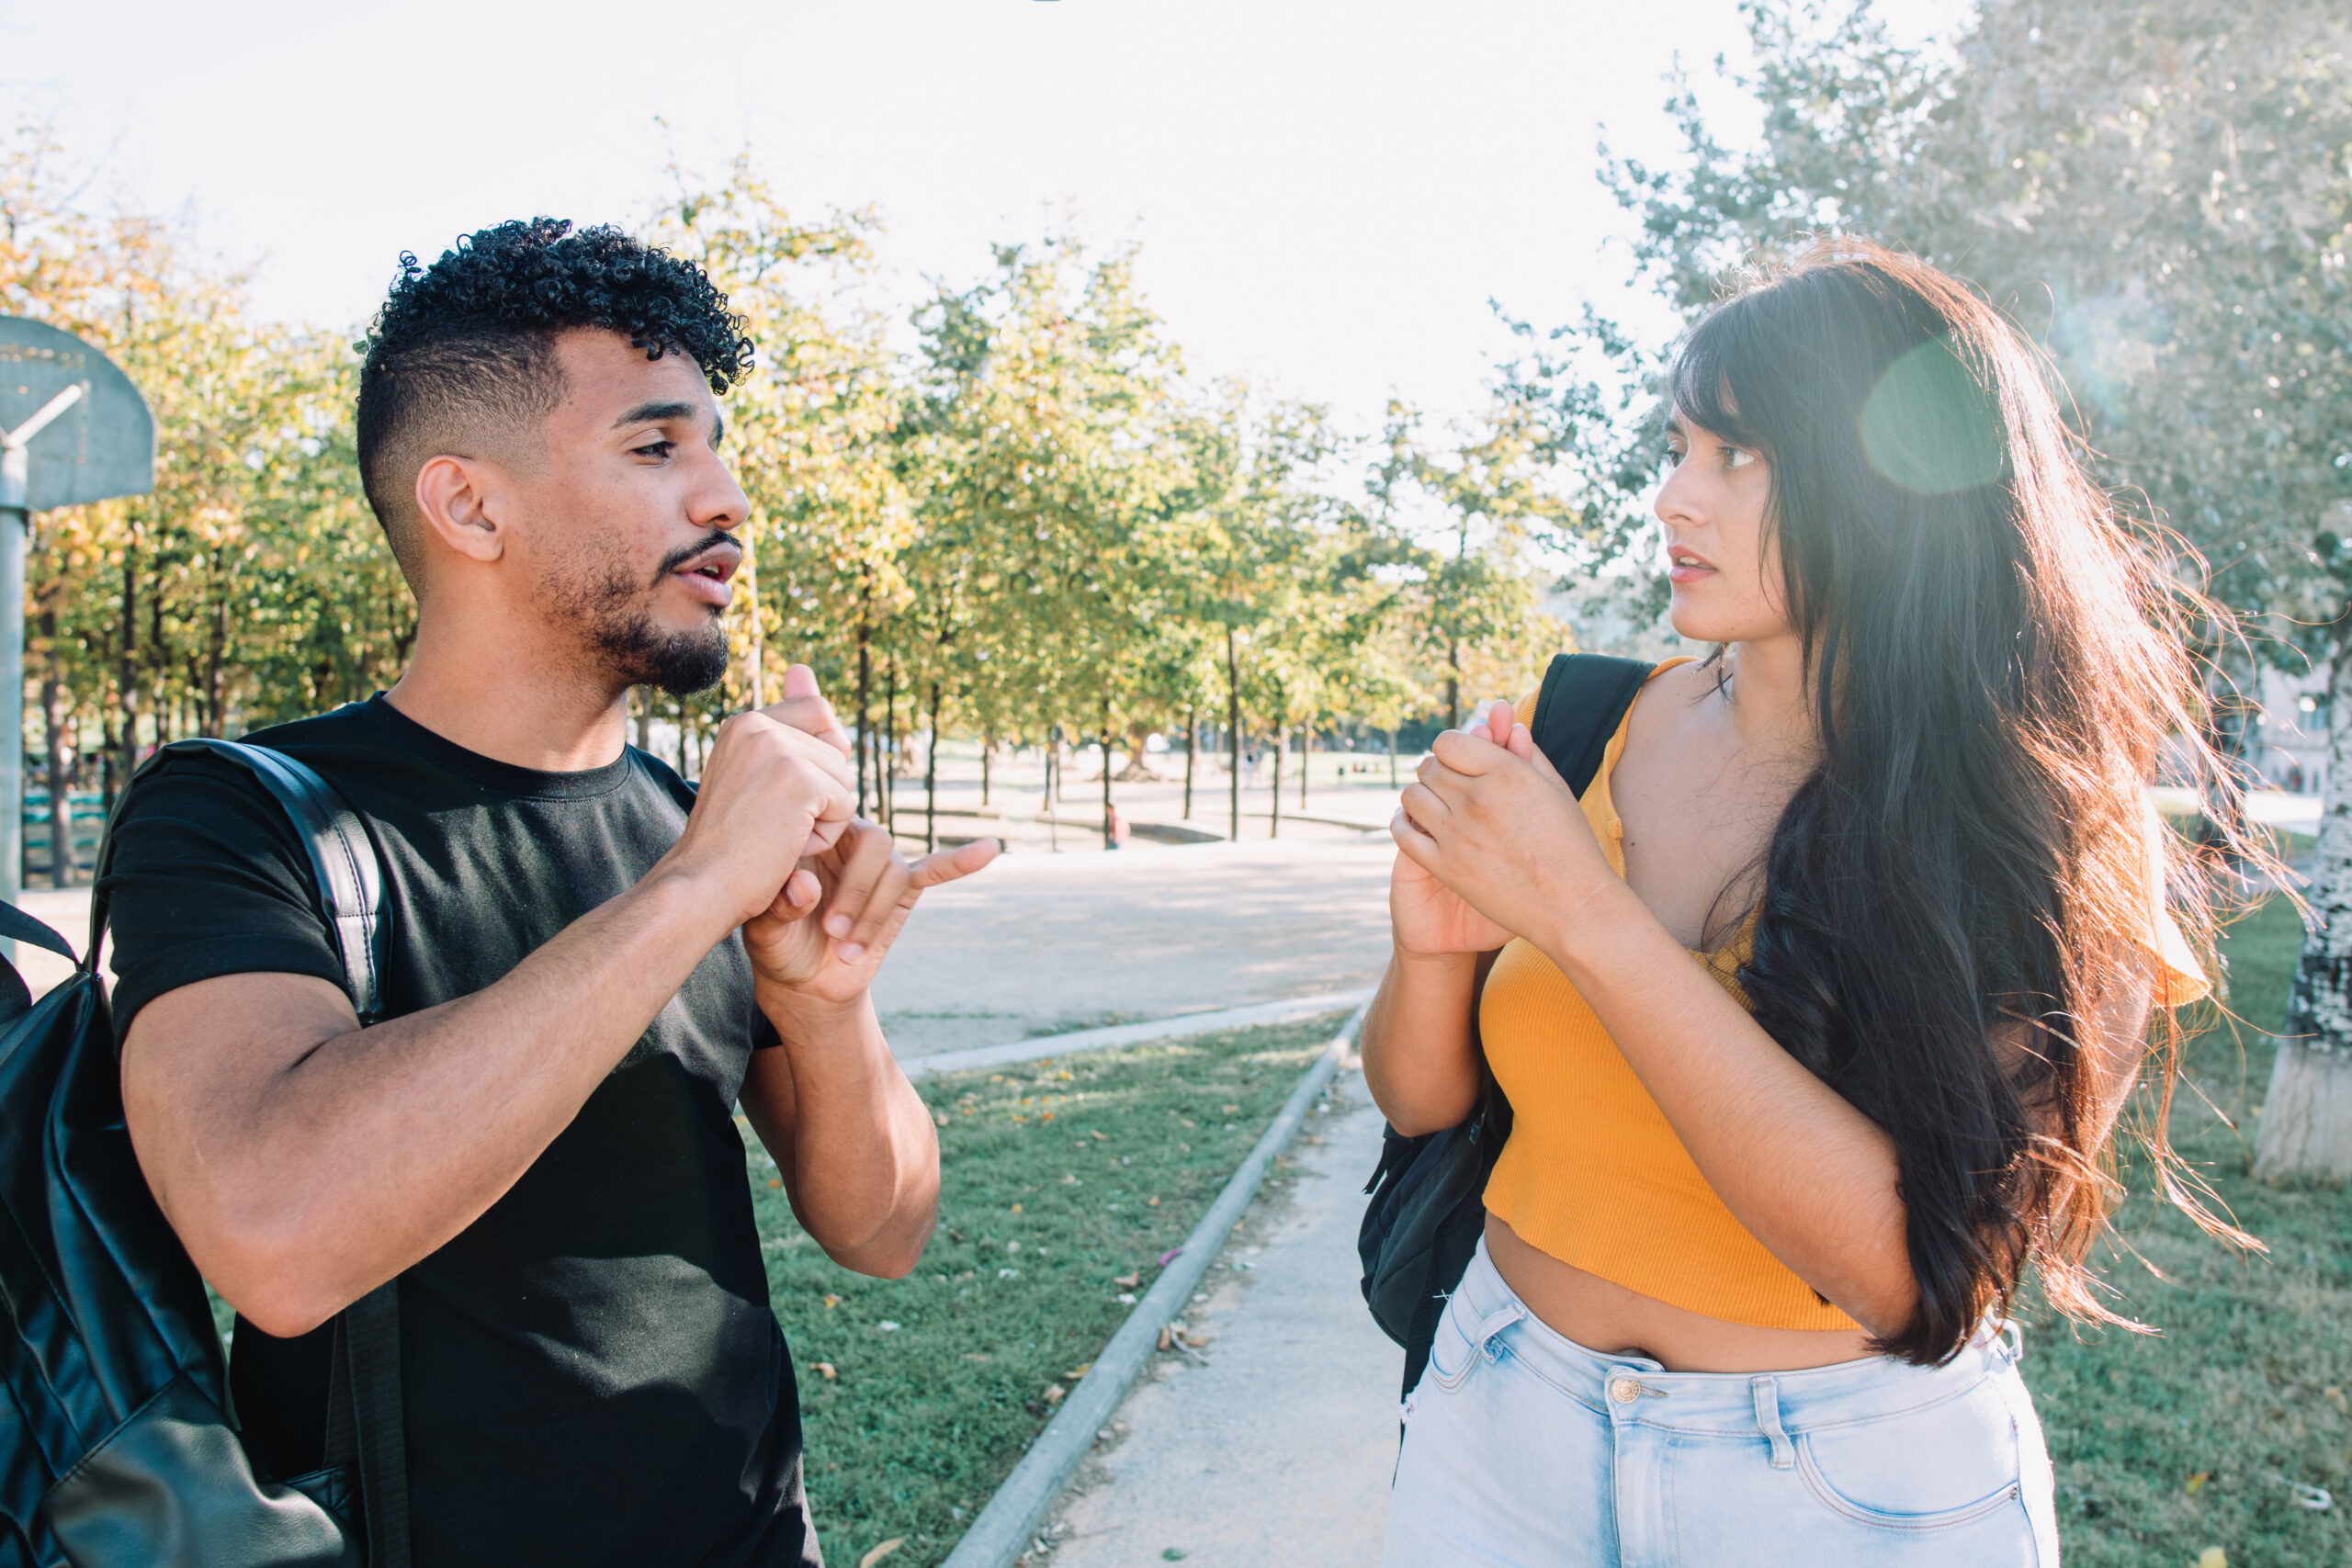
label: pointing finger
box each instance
[910,837,1001,891]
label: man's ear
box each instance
[413,454,509,564]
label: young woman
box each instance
[1363,241,2234,1566]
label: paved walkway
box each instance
[873,838,1395,1058]
[1046,1064,1398,1567]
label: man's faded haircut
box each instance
[354,218,754,584]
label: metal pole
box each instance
[0,444,25,943]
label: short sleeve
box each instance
[99,754,349,1046]
[2137,797,2211,1009]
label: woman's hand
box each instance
[1392,698,1619,952]
[1388,704,1522,957]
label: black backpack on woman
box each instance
[0,740,408,1567]
[1359,653,1655,1398]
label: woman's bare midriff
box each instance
[1485,1214,1878,1373]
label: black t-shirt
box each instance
[100,696,818,1568]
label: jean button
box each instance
[1608,1376,1643,1404]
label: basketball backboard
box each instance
[0,317,154,510]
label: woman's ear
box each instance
[413,454,507,564]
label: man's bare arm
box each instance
[121,710,853,1338]
[733,819,997,1278]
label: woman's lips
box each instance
[1668,557,1715,583]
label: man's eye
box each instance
[633,439,675,460]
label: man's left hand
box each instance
[744,822,1000,1006]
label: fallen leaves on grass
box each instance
[823,1294,842,1310]
[811,1362,837,1381]
[2196,1551,2225,1568]
[1067,1363,1093,1380]
[858,1540,904,1568]
[2187,1472,2211,1495]
[1042,1384,1066,1405]
[1114,1272,1141,1288]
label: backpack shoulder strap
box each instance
[1528,653,1657,798]
[95,737,410,1567]
[96,739,390,1025]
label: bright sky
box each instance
[7,0,1964,434]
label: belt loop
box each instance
[1750,1376,1795,1470]
[1472,1299,1525,1360]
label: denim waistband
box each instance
[1446,1236,2023,1443]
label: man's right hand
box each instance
[662,707,856,925]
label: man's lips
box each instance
[670,542,741,607]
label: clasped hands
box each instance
[682,661,998,1006]
[1388,697,1617,960]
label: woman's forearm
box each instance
[1363,950,1487,1135]
[1538,883,1919,1337]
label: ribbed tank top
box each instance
[1477,661,2210,1331]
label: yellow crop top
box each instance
[1477,660,2211,1332]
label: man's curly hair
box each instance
[355,218,754,583]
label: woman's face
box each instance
[1656,410,1793,645]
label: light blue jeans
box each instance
[1385,1239,2061,1566]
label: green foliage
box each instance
[752,1016,1343,1568]
[4,124,1619,811]
[1601,0,2352,657]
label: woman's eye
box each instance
[1721,445,1756,470]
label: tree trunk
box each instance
[855,572,873,818]
[118,533,141,784]
[883,660,899,831]
[1183,705,1196,820]
[981,731,993,808]
[1388,727,1399,789]
[2266,622,2352,1179]
[1226,628,1242,843]
[1270,724,1284,840]
[676,691,691,777]
[1101,698,1114,852]
[1300,724,1311,808]
[40,611,70,886]
[1445,637,1463,732]
[205,547,229,736]
[925,681,942,854]
[632,688,651,752]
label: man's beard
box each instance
[547,545,729,698]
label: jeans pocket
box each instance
[1795,1382,2026,1532]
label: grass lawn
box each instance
[747,1015,1347,1568]
[2028,892,2352,1568]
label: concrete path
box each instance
[1045,1063,1399,1568]
[872,838,1396,1058]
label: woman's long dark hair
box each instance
[1674,240,2249,1364]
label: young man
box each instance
[100,219,991,1566]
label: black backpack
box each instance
[0,739,409,1568]
[1359,653,1655,1397]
